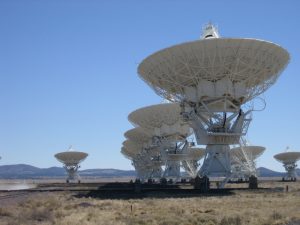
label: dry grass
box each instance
[0,181,300,225]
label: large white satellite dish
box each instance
[137,23,289,187]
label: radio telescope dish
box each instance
[123,140,143,154]
[231,146,265,162]
[54,146,88,183]
[230,145,265,180]
[138,38,289,105]
[124,127,151,144]
[274,151,300,181]
[137,23,290,187]
[274,152,300,164]
[55,152,88,165]
[128,103,190,138]
[121,147,136,160]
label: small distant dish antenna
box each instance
[54,146,88,183]
[274,150,300,181]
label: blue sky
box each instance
[0,0,300,171]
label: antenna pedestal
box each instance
[64,165,81,183]
[200,144,231,177]
[182,100,251,187]
[283,163,297,181]
[150,165,163,179]
[163,160,181,181]
[182,160,199,177]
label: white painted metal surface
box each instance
[231,146,265,162]
[138,38,289,105]
[123,140,143,154]
[55,151,88,165]
[124,127,152,144]
[182,147,206,177]
[128,103,191,138]
[274,152,300,164]
[230,145,265,179]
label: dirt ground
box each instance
[0,180,299,225]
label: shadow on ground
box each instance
[73,183,238,199]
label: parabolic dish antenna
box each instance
[274,151,300,181]
[128,103,190,138]
[138,38,290,105]
[121,147,135,160]
[231,146,266,162]
[55,151,88,165]
[274,152,300,164]
[124,127,151,144]
[54,147,88,183]
[123,140,143,154]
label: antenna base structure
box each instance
[283,163,298,181]
[132,160,150,182]
[155,136,187,182]
[64,164,81,183]
[181,147,205,178]
[181,160,199,178]
[181,99,252,187]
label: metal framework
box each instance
[137,24,290,187]
[181,147,205,177]
[230,145,265,180]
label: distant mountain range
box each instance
[0,164,299,179]
[0,164,136,179]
